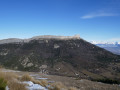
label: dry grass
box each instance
[39,79,48,87]
[33,79,48,87]
[21,73,34,81]
[8,80,27,90]
[0,71,27,90]
[21,74,48,87]
[48,81,78,90]
[0,65,3,69]
[0,71,19,81]
[49,82,67,90]
[0,70,78,90]
[68,87,77,90]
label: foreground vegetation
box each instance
[0,77,7,90]
[92,78,120,84]
[0,67,120,90]
[0,69,77,90]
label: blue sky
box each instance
[0,0,120,42]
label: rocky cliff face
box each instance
[0,35,120,81]
[0,35,80,44]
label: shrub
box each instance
[32,79,48,87]
[0,71,19,81]
[8,80,27,90]
[21,74,33,81]
[0,77,7,90]
[0,71,27,90]
[39,80,48,87]
[50,82,66,90]
[92,78,120,84]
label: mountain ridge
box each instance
[0,35,80,44]
[0,36,120,81]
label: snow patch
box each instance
[30,74,38,77]
[36,78,48,80]
[5,86,9,90]
[1,69,20,72]
[23,81,48,90]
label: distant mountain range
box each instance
[91,41,120,55]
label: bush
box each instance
[39,80,48,87]
[0,71,19,81]
[0,71,26,90]
[8,80,27,90]
[0,77,7,90]
[92,78,120,84]
[21,74,33,81]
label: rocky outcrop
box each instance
[0,35,80,44]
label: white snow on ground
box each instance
[30,74,39,77]
[36,78,48,80]
[30,74,48,80]
[1,69,20,72]
[5,86,9,90]
[23,81,48,90]
[5,81,48,90]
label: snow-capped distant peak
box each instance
[90,41,120,45]
[90,41,98,44]
[118,42,120,44]
[90,41,120,48]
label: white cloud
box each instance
[81,12,118,19]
